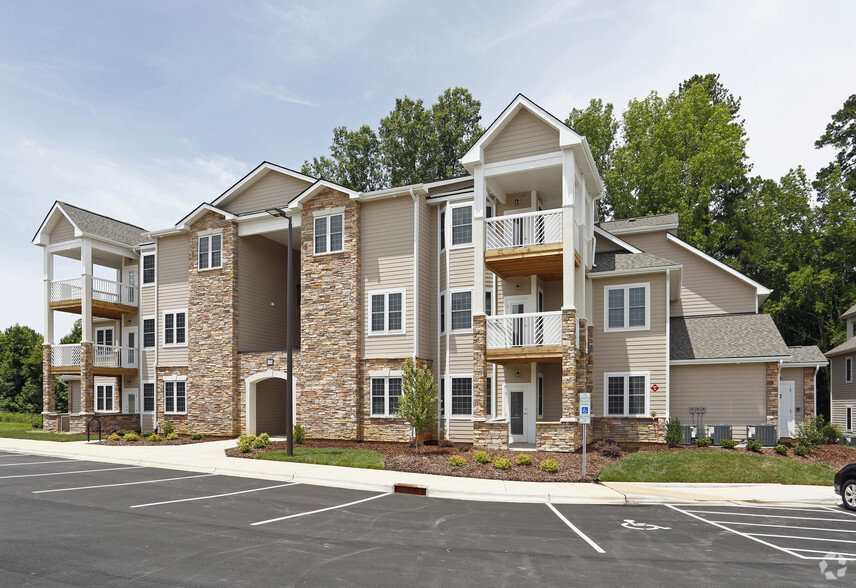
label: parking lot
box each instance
[0,450,852,586]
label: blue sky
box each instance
[2,0,855,337]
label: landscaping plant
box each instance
[253,436,267,449]
[515,454,532,466]
[124,433,140,442]
[190,433,203,440]
[720,439,737,449]
[796,415,842,449]
[794,444,810,457]
[258,432,271,446]
[493,457,512,470]
[141,431,153,438]
[775,444,788,455]
[665,417,682,447]
[149,434,163,442]
[450,455,466,467]
[746,439,762,452]
[597,440,622,458]
[162,421,176,437]
[292,424,306,444]
[166,432,178,441]
[107,432,121,441]
[540,459,559,473]
[393,357,439,453]
[473,451,490,464]
[695,438,712,447]
[237,437,253,453]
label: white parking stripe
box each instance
[686,504,831,512]
[825,506,856,518]
[0,466,142,479]
[547,503,606,554]
[787,547,856,559]
[712,520,856,534]
[677,510,856,523]
[0,460,68,467]
[250,493,392,526]
[750,532,856,544]
[130,482,298,508]
[33,473,217,494]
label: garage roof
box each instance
[671,313,791,362]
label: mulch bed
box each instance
[226,439,856,483]
[98,434,233,446]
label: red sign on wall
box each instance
[651,384,659,392]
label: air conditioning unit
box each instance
[748,424,777,447]
[709,425,732,446]
[680,425,695,445]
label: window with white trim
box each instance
[143,382,155,412]
[314,213,344,254]
[450,204,472,246]
[450,290,472,331]
[370,376,402,417]
[451,377,472,416]
[164,380,186,414]
[440,294,445,333]
[198,234,222,270]
[142,253,155,285]
[605,373,648,417]
[163,310,187,346]
[143,317,155,349]
[96,384,114,412]
[847,357,853,384]
[604,283,650,332]
[847,406,853,432]
[485,290,493,317]
[440,210,446,251]
[369,290,405,335]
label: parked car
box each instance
[834,464,856,511]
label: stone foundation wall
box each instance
[473,420,509,450]
[592,417,666,444]
[42,412,60,433]
[536,421,585,452]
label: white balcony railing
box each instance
[50,277,138,307]
[486,311,563,349]
[51,344,135,369]
[485,209,563,251]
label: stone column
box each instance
[561,308,577,419]
[766,362,779,426]
[80,342,94,413]
[472,315,486,419]
[586,325,595,396]
[804,367,816,418]
[42,344,55,412]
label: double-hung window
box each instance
[142,253,156,285]
[847,357,853,384]
[451,204,472,246]
[485,290,493,316]
[605,373,648,417]
[163,310,187,346]
[96,384,114,412]
[198,234,222,270]
[604,283,650,332]
[440,210,446,251]
[314,213,344,254]
[370,377,402,417]
[369,290,405,335]
[164,380,186,414]
[143,382,155,412]
[450,290,472,331]
[440,294,445,333]
[451,377,472,416]
[537,374,544,418]
[143,317,155,349]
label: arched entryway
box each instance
[245,370,297,436]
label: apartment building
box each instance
[33,94,826,449]
[827,305,856,434]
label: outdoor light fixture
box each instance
[265,207,295,457]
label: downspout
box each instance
[410,187,419,361]
[444,204,451,438]
[153,238,159,433]
[665,268,670,420]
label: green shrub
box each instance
[540,459,559,473]
[515,454,532,466]
[450,455,467,467]
[493,457,512,470]
[190,433,203,440]
[124,433,140,442]
[31,419,43,429]
[796,415,841,449]
[794,443,810,457]
[597,440,622,458]
[253,436,267,449]
[695,438,712,447]
[107,432,121,441]
[0,412,43,425]
[746,439,762,452]
[238,438,253,453]
[820,421,843,445]
[720,439,738,449]
[774,444,788,455]
[162,421,175,437]
[140,431,153,438]
[293,425,306,444]
[116,429,134,437]
[258,432,271,446]
[665,417,682,447]
[149,434,163,442]
[166,432,178,441]
[473,451,490,464]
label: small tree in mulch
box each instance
[394,358,439,453]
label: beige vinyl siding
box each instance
[448,419,473,442]
[593,274,668,416]
[831,353,856,431]
[419,197,435,359]
[540,364,562,421]
[594,233,623,253]
[448,247,474,289]
[156,235,189,366]
[484,110,559,164]
[779,367,806,421]
[625,232,757,316]
[157,235,189,285]
[140,283,156,380]
[238,235,288,352]
[448,334,473,372]
[220,171,312,216]
[670,363,766,432]
[361,198,414,359]
[50,215,76,243]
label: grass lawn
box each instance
[256,447,386,470]
[598,450,835,485]
[0,420,87,442]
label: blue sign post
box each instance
[580,393,591,476]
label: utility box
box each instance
[748,424,778,446]
[710,425,732,446]
[680,425,695,445]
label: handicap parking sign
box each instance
[581,407,589,414]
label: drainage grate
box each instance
[394,483,427,496]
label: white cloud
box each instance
[239,81,315,106]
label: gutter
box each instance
[410,187,419,360]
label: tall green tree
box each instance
[0,325,43,413]
[815,93,856,198]
[394,357,439,453]
[566,98,618,217]
[303,125,385,191]
[51,320,82,413]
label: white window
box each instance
[163,310,187,347]
[142,253,156,285]
[164,380,186,414]
[450,204,472,246]
[370,377,403,417]
[451,377,472,416]
[198,233,222,270]
[369,290,405,335]
[604,372,649,417]
[143,317,155,349]
[450,290,472,331]
[538,374,544,418]
[847,357,853,384]
[604,283,650,332]
[96,384,114,412]
[847,406,853,432]
[314,213,344,254]
[143,382,155,413]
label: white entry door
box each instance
[123,388,138,414]
[505,296,530,348]
[779,381,796,438]
[122,267,137,306]
[124,327,138,369]
[508,386,536,444]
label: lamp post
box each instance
[265,208,294,457]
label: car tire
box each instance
[843,479,856,511]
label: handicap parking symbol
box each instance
[581,407,589,414]
[621,519,671,531]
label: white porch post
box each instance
[81,240,93,343]
[473,165,486,316]
[562,149,576,310]
[43,248,54,345]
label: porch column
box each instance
[473,166,486,316]
[562,148,576,310]
[472,315,486,420]
[81,240,93,343]
[560,308,577,421]
[43,248,54,345]
[80,342,94,413]
[42,344,55,412]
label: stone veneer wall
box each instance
[803,367,816,419]
[187,212,241,435]
[238,351,291,435]
[295,188,362,440]
[67,413,142,435]
[472,315,487,421]
[561,308,578,420]
[474,420,509,450]
[42,344,58,432]
[80,342,94,413]
[536,422,586,452]
[766,362,780,426]
[591,417,666,444]
[360,358,433,443]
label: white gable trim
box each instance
[593,226,642,254]
[665,233,772,298]
[32,202,83,245]
[671,356,789,366]
[288,179,360,210]
[175,203,235,229]
[212,161,316,209]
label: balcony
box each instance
[51,343,138,376]
[485,311,563,364]
[50,277,138,319]
[485,210,569,280]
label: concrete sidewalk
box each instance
[0,438,839,506]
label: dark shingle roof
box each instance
[591,251,679,273]
[599,213,679,234]
[784,345,828,365]
[827,337,856,358]
[427,179,474,196]
[59,202,147,247]
[671,314,791,361]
